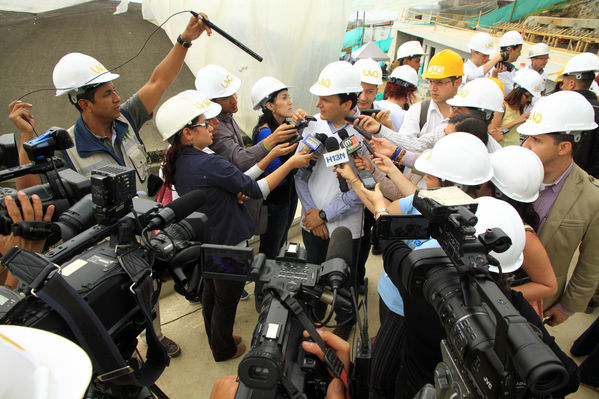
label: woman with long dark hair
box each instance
[156,90,311,362]
[250,77,298,259]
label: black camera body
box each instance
[376,187,569,399]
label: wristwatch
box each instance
[319,210,327,222]
[177,34,192,48]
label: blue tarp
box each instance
[344,27,364,48]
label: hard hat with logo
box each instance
[529,43,550,58]
[354,58,383,85]
[490,146,544,203]
[562,52,599,76]
[388,65,419,87]
[517,91,598,140]
[396,40,425,59]
[513,69,544,97]
[250,76,290,110]
[474,197,525,274]
[0,325,92,399]
[421,49,464,79]
[309,61,363,96]
[156,90,222,142]
[194,64,241,99]
[53,52,120,97]
[447,78,504,113]
[469,32,495,55]
[414,132,493,185]
[499,31,523,47]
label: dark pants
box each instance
[302,228,360,326]
[356,208,375,286]
[259,196,298,259]
[370,297,406,399]
[202,277,245,361]
[571,315,599,387]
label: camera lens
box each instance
[249,366,271,380]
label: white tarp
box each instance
[142,0,352,133]
[0,0,93,13]
[352,41,389,61]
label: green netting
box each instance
[466,0,567,28]
[344,27,364,48]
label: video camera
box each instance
[198,227,368,399]
[375,187,569,399]
[0,127,90,241]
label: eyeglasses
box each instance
[187,122,210,129]
[523,91,533,99]
[426,79,454,86]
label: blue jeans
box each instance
[301,228,360,327]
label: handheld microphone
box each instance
[301,133,328,182]
[146,189,206,230]
[324,137,349,193]
[338,130,377,190]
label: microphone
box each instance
[146,189,206,230]
[324,137,349,193]
[321,226,353,290]
[301,133,327,182]
[337,130,377,190]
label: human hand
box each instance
[209,375,239,399]
[236,192,249,204]
[181,12,212,42]
[544,306,570,327]
[0,192,55,256]
[8,100,35,139]
[353,153,374,173]
[311,224,329,240]
[372,152,394,174]
[369,137,396,158]
[372,109,394,130]
[292,109,307,124]
[355,115,381,135]
[359,183,385,210]
[271,142,298,158]
[518,112,531,124]
[303,208,324,230]
[270,123,298,145]
[333,163,357,181]
[301,328,350,399]
[288,148,312,169]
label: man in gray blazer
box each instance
[519,91,599,326]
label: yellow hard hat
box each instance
[556,67,565,82]
[487,77,505,96]
[421,49,464,79]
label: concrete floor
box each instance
[152,237,599,399]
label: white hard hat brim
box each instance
[204,102,222,119]
[445,96,504,113]
[414,149,494,185]
[309,84,363,97]
[0,325,92,399]
[55,71,120,97]
[252,85,292,110]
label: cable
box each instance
[160,305,202,326]
[16,10,195,101]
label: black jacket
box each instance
[574,89,599,178]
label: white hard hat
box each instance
[513,68,544,97]
[354,58,383,85]
[155,90,222,142]
[474,197,525,274]
[388,65,419,87]
[499,31,523,47]
[529,43,550,58]
[447,78,504,113]
[468,32,495,55]
[396,40,425,59]
[414,132,493,185]
[517,91,597,140]
[562,52,599,76]
[0,325,92,399]
[250,76,290,110]
[194,64,241,99]
[53,52,119,97]
[490,146,544,203]
[309,61,363,96]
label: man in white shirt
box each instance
[528,43,550,92]
[494,31,523,96]
[461,32,503,90]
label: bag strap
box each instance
[419,98,431,131]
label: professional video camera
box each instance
[199,227,368,399]
[0,163,212,399]
[0,127,90,240]
[375,187,569,399]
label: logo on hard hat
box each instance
[220,75,234,89]
[89,63,109,75]
[317,78,331,88]
[457,89,469,98]
[486,43,494,49]
[363,69,379,78]
[426,65,445,76]
[193,99,214,111]
[529,112,543,124]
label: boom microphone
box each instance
[322,226,353,290]
[146,189,206,230]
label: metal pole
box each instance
[509,0,518,22]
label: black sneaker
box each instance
[160,336,181,358]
